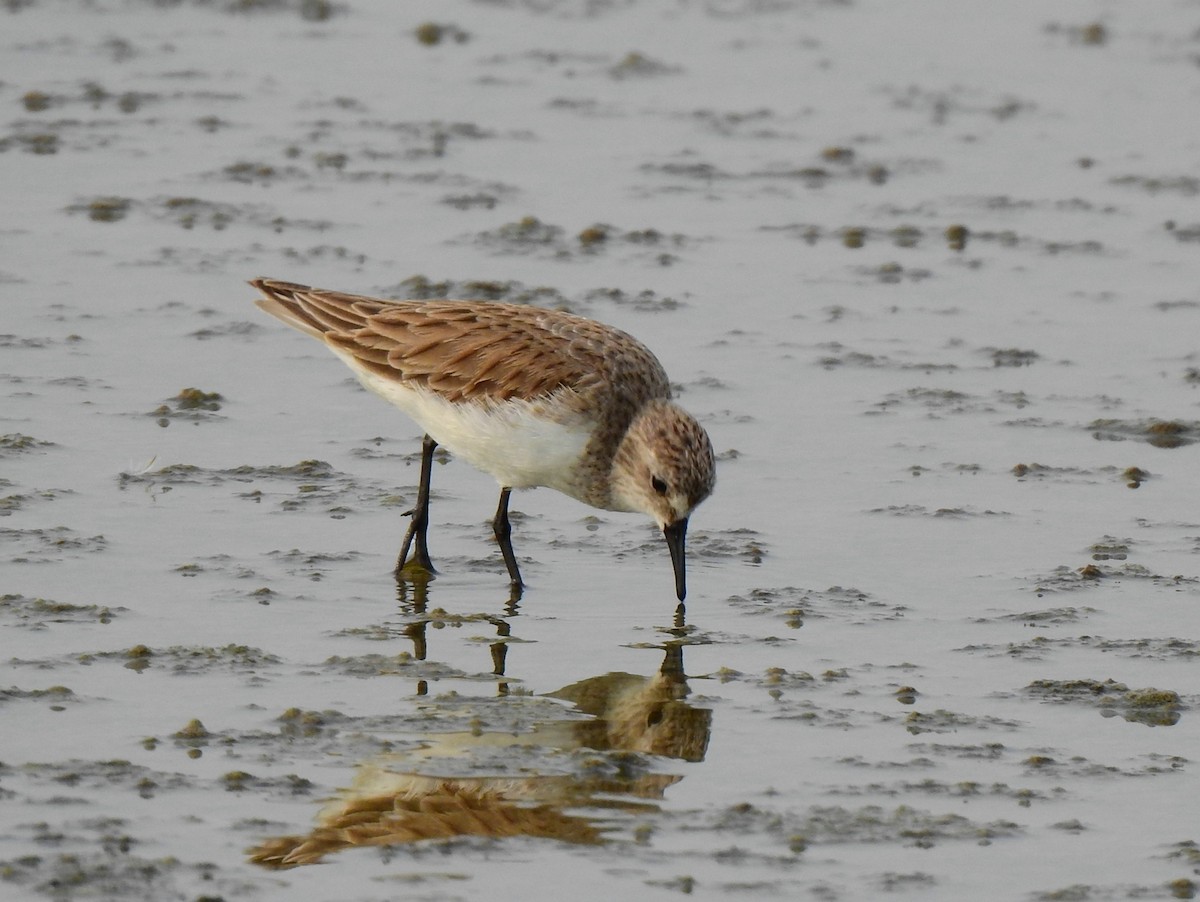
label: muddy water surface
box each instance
[3,1,1200,899]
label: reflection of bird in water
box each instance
[249,648,710,869]
[250,775,606,865]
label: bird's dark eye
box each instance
[651,475,668,496]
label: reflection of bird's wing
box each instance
[251,278,670,405]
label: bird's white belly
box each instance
[347,358,594,494]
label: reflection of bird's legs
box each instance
[490,617,511,696]
[660,643,685,682]
[396,434,438,578]
[394,574,431,696]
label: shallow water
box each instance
[3,1,1200,899]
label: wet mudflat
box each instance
[2,1,1200,899]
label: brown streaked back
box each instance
[251,278,673,407]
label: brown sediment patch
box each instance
[0,593,122,626]
[1089,418,1200,448]
[118,459,402,515]
[1010,462,1149,487]
[0,525,108,562]
[1029,562,1197,595]
[1023,679,1184,726]
[727,585,904,626]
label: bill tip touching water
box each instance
[251,277,715,601]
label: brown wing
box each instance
[251,278,671,405]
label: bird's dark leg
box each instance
[395,434,437,579]
[492,486,524,594]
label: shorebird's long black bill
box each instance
[663,518,689,601]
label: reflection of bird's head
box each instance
[551,670,712,763]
